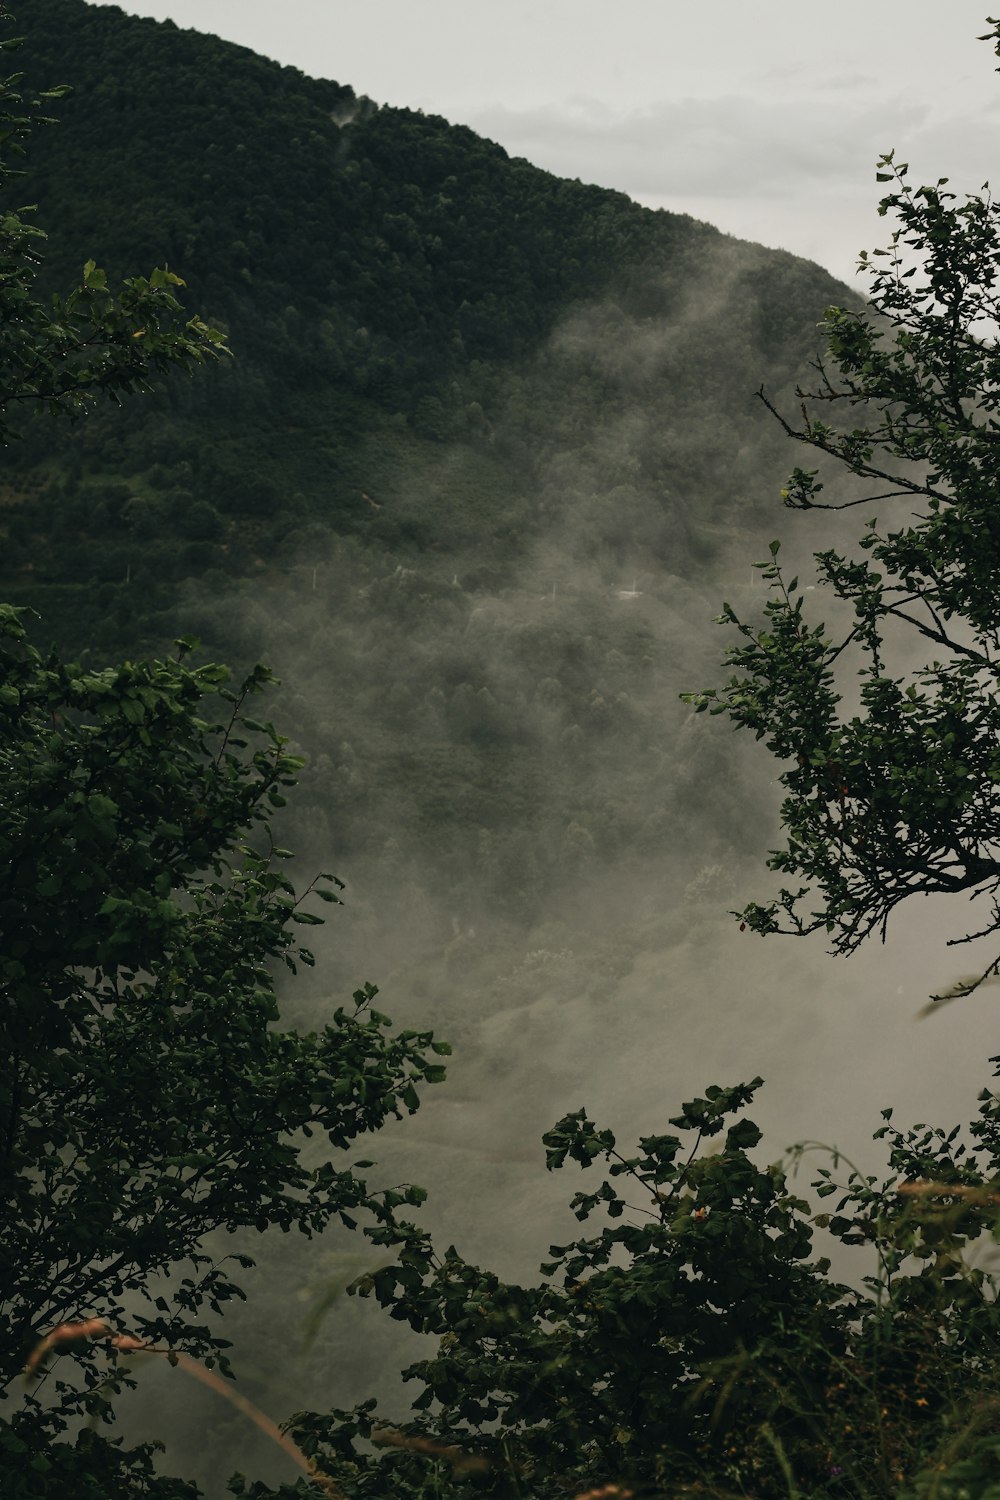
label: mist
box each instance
[102,242,998,1495]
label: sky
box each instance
[93,0,1000,290]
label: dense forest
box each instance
[0,0,851,935]
[10,4,1000,1499]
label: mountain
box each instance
[1,4,880,1490]
[0,0,855,917]
[5,0,846,646]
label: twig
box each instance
[24,1322,345,1499]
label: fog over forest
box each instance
[126,264,991,1493]
[5,4,999,1496]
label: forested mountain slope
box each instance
[1,6,907,1491]
[4,0,847,644]
[0,0,861,946]
[0,0,863,974]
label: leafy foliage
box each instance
[0,8,447,1489]
[686,62,1000,995]
[0,606,445,1491]
[223,1075,1000,1500]
[0,3,225,441]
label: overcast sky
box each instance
[94,1,999,289]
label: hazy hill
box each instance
[4,0,847,643]
[0,0,855,917]
[0,8,898,1490]
[0,0,865,932]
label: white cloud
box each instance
[466,94,930,203]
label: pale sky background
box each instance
[95,0,999,290]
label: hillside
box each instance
[0,0,857,921]
[3,0,846,648]
[0,7,879,1489]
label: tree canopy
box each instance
[1,611,445,1494]
[238,1076,1000,1500]
[0,6,446,1492]
[688,30,1000,998]
[0,2,226,441]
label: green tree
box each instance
[686,20,1000,999]
[250,1077,1000,1500]
[0,7,446,1493]
[0,0,226,441]
[0,613,446,1496]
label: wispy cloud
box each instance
[466,94,930,204]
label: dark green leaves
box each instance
[670,1077,765,1137]
[542,1109,616,1170]
[287,1079,872,1498]
[0,611,446,1470]
[693,149,1000,991]
[0,18,227,443]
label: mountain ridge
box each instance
[0,9,889,1491]
[0,0,853,924]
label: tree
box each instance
[246,1076,1000,1500]
[686,19,1000,1000]
[0,612,447,1495]
[0,0,226,441]
[0,7,446,1493]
